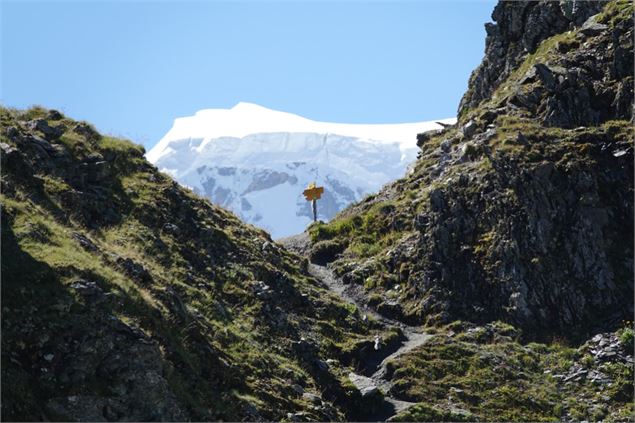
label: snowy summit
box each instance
[147,102,454,238]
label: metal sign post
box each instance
[303,182,324,222]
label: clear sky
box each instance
[1,0,496,149]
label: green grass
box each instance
[597,0,634,27]
[388,323,634,422]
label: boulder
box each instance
[416,129,444,148]
[580,15,608,36]
[461,120,477,138]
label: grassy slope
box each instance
[0,106,395,421]
[387,322,633,422]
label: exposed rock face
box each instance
[459,0,608,118]
[42,307,187,422]
[401,140,633,336]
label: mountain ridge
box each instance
[148,102,455,163]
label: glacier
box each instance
[147,102,454,239]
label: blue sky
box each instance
[1,1,496,149]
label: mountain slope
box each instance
[302,1,633,420]
[0,106,406,421]
[147,102,454,238]
[309,0,633,341]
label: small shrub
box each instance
[309,239,345,265]
[581,354,595,368]
[619,327,634,348]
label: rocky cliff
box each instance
[0,107,404,421]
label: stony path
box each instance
[279,233,430,421]
[308,263,431,421]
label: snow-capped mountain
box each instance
[147,102,454,238]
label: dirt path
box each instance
[279,233,431,421]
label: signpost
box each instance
[303,182,324,222]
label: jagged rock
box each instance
[459,1,607,116]
[79,160,110,183]
[27,134,57,156]
[72,232,98,252]
[70,280,105,303]
[252,280,273,299]
[588,370,611,385]
[46,109,63,120]
[580,15,608,36]
[292,337,318,357]
[360,385,379,398]
[27,119,64,141]
[417,128,444,148]
[84,152,104,163]
[5,125,20,139]
[533,63,563,91]
[439,139,452,153]
[286,411,308,422]
[462,120,477,138]
[116,256,152,285]
[73,122,101,141]
[460,142,480,161]
[428,188,446,212]
[162,222,179,234]
[469,2,631,129]
[0,142,17,158]
[38,308,188,421]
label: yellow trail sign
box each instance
[303,183,324,201]
[303,182,324,222]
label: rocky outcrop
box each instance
[459,0,608,118]
[401,137,633,337]
[459,0,633,130]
